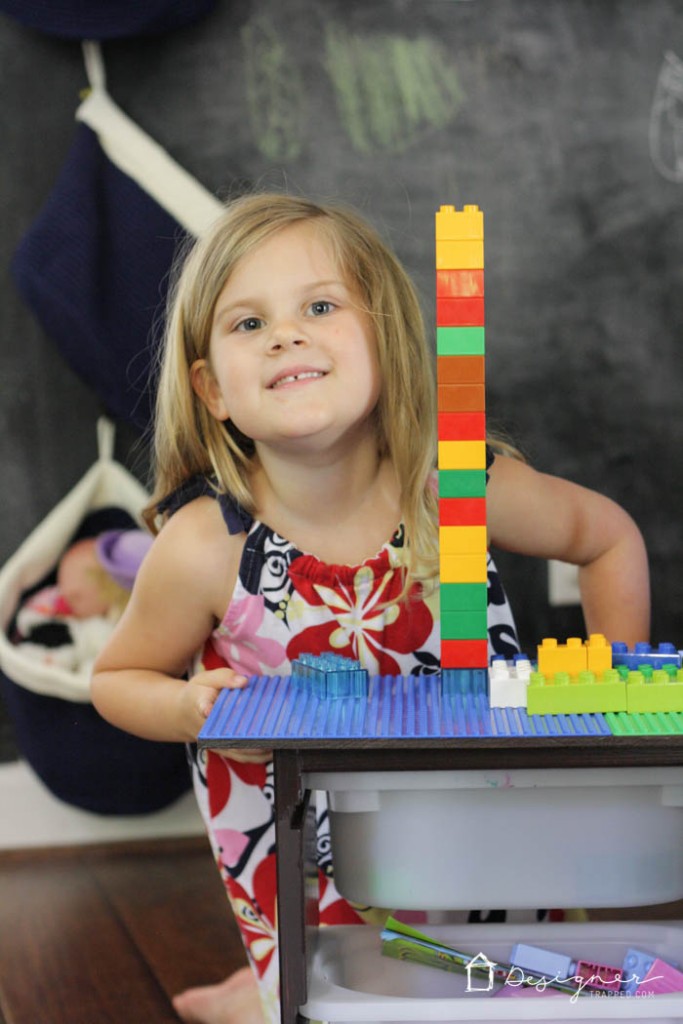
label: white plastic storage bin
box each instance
[301,921,683,1021]
[307,767,683,909]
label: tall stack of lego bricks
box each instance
[436,205,488,670]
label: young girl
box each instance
[91,193,650,1024]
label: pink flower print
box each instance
[220,594,287,676]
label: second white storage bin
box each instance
[301,921,683,1022]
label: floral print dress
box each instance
[165,478,520,1024]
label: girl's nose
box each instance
[268,321,307,351]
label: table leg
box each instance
[274,750,311,1024]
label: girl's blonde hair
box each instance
[146,192,439,589]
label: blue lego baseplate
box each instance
[198,669,613,746]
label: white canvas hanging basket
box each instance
[0,418,149,702]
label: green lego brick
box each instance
[527,669,627,716]
[436,327,485,356]
[440,582,487,611]
[438,470,487,498]
[626,668,683,713]
[606,710,683,736]
[441,607,488,639]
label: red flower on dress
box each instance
[226,854,277,978]
[286,552,433,676]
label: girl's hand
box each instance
[187,668,272,763]
[186,666,248,722]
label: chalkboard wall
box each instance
[1,0,682,758]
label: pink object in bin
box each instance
[638,958,683,994]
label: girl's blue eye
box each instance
[309,301,334,316]
[236,317,263,332]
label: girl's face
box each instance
[192,222,381,457]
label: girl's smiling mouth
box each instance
[267,368,328,389]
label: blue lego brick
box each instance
[611,641,681,671]
[291,652,368,699]
[510,943,573,981]
[198,672,614,746]
[441,667,488,697]
[621,948,657,995]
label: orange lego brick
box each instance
[537,637,587,677]
[438,497,486,526]
[586,633,612,674]
[436,269,484,297]
[435,204,484,240]
[436,240,484,270]
[437,384,485,412]
[437,411,486,440]
[438,440,487,469]
[436,297,485,327]
[439,525,487,554]
[439,553,488,583]
[437,356,485,384]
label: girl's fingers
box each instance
[196,668,249,689]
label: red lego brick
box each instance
[441,638,488,668]
[436,269,484,297]
[439,497,487,526]
[436,355,485,384]
[436,297,485,328]
[437,384,485,412]
[437,412,486,440]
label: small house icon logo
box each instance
[465,951,497,992]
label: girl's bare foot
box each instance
[173,967,266,1024]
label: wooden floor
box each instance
[0,836,248,1024]
[3,834,683,1024]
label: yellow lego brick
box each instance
[438,440,487,470]
[439,525,487,554]
[436,239,484,270]
[586,633,612,674]
[439,553,488,583]
[435,204,484,240]
[537,637,587,677]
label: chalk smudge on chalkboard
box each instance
[649,50,683,184]
[323,26,463,154]
[241,15,306,162]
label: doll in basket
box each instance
[14,529,152,677]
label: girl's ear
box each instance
[190,359,230,421]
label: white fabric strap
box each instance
[77,42,224,236]
[96,416,115,462]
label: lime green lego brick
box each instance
[626,668,683,714]
[440,582,487,611]
[436,327,485,356]
[441,607,488,639]
[438,470,487,498]
[527,669,627,716]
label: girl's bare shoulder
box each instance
[149,495,245,620]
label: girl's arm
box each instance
[91,498,246,743]
[486,455,650,647]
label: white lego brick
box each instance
[488,657,531,708]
